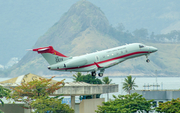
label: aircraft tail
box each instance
[32,46,70,65]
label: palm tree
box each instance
[73,72,82,82]
[102,76,112,101]
[0,85,11,106]
[122,75,138,94]
[102,76,112,84]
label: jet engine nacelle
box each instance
[64,57,87,68]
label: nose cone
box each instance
[151,47,158,53]
[47,66,51,69]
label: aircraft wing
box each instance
[94,61,119,69]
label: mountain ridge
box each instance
[7,1,118,77]
[2,1,180,77]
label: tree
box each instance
[155,98,180,112]
[133,28,148,38]
[116,23,125,32]
[73,73,102,84]
[150,32,155,39]
[102,76,112,101]
[0,85,11,106]
[96,93,154,113]
[10,76,73,112]
[73,72,83,82]
[102,76,112,84]
[122,75,138,94]
[31,96,74,113]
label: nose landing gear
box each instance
[146,55,150,63]
[146,59,150,63]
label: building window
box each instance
[159,101,163,106]
[153,101,157,107]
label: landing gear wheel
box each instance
[91,71,96,76]
[146,59,150,63]
[98,73,103,77]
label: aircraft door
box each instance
[95,56,100,62]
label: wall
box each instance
[79,98,105,113]
[0,104,30,113]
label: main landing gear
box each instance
[91,71,104,77]
[98,73,103,77]
[91,71,96,76]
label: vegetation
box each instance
[10,76,74,113]
[122,75,138,94]
[133,28,148,38]
[151,30,180,42]
[73,72,102,99]
[0,109,4,113]
[102,76,112,84]
[73,72,82,82]
[96,93,154,113]
[31,96,74,113]
[73,72,102,84]
[0,85,11,106]
[108,23,133,43]
[155,98,180,112]
[0,85,11,113]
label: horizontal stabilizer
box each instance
[32,46,67,57]
[36,48,49,52]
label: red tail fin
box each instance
[33,46,67,57]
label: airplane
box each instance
[31,43,157,77]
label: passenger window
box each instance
[121,51,123,54]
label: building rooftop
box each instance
[1,73,119,96]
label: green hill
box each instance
[5,1,180,77]
[8,1,119,77]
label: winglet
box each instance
[94,62,102,68]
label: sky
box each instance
[0,0,180,65]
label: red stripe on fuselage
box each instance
[55,51,149,71]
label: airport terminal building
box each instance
[131,90,180,107]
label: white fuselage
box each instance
[48,43,157,73]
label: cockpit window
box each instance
[139,45,144,48]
